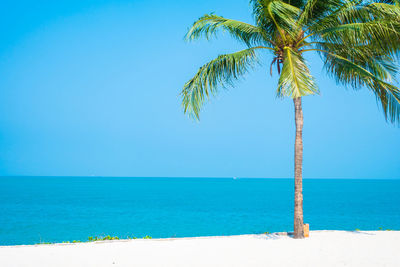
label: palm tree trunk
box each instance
[293,97,304,239]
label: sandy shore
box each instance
[0,231,399,267]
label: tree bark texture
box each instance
[293,97,304,239]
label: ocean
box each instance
[0,177,399,245]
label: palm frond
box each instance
[320,50,400,123]
[298,0,344,28]
[181,47,262,119]
[297,0,319,27]
[313,42,398,82]
[185,14,267,47]
[302,0,400,59]
[277,47,318,98]
[250,0,301,39]
[308,0,366,32]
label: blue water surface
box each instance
[0,177,399,245]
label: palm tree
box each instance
[180,0,400,238]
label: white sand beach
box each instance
[0,230,399,267]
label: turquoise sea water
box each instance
[0,177,399,245]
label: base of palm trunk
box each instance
[292,224,309,239]
[293,225,304,239]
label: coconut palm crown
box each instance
[181,0,400,238]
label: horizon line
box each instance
[0,176,399,180]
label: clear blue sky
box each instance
[0,0,398,178]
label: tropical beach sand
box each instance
[0,231,399,267]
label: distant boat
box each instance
[233,177,238,180]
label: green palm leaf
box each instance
[181,47,262,119]
[185,14,267,46]
[321,49,400,123]
[251,0,300,39]
[277,47,318,98]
